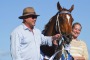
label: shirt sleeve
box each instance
[81,41,88,60]
[10,31,22,60]
[41,34,52,46]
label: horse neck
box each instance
[43,16,57,36]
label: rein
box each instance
[50,11,72,60]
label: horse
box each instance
[40,2,74,60]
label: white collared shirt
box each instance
[10,23,52,60]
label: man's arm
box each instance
[10,32,22,60]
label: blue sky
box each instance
[0,0,90,60]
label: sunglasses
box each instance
[31,15,37,19]
[24,15,38,19]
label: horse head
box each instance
[55,2,74,44]
[57,2,74,35]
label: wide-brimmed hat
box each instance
[19,7,40,19]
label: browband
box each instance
[58,11,71,14]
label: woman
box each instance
[70,22,88,60]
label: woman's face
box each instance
[72,24,81,39]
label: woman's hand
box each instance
[73,56,85,60]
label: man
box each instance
[10,7,61,60]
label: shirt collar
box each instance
[22,23,35,31]
[22,23,29,30]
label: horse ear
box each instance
[57,2,62,11]
[69,5,74,12]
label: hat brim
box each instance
[19,14,40,19]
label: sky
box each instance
[0,0,90,60]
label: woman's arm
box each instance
[73,56,85,60]
[81,41,88,60]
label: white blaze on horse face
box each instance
[66,14,70,25]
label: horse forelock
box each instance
[62,8,69,11]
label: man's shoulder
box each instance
[78,40,87,46]
[11,24,23,34]
[79,40,85,43]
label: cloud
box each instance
[0,51,12,60]
[0,51,10,57]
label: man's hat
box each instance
[19,7,39,19]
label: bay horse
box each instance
[41,2,74,60]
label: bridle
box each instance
[55,11,71,35]
[55,10,72,45]
[51,11,72,60]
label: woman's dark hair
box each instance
[72,22,82,29]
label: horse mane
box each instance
[42,13,57,35]
[62,8,69,11]
[42,16,55,35]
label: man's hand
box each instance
[52,34,61,40]
[52,34,61,45]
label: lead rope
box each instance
[48,13,68,60]
[57,14,69,60]
[49,11,72,60]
